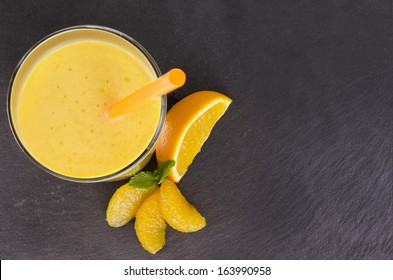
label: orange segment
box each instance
[160,179,206,232]
[106,183,155,227]
[135,188,166,254]
[156,91,231,182]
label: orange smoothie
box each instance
[9,27,163,180]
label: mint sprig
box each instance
[129,160,175,189]
[128,172,158,189]
[156,160,175,184]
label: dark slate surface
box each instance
[0,0,391,259]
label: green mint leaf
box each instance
[127,160,176,188]
[129,171,158,189]
[157,160,176,184]
[153,170,162,181]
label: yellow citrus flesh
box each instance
[160,179,206,232]
[135,188,166,254]
[156,91,232,182]
[106,183,156,227]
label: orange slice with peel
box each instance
[160,178,206,232]
[156,91,232,182]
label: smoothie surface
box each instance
[16,40,161,178]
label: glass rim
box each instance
[7,25,166,183]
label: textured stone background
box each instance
[0,0,391,259]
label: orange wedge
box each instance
[156,91,231,182]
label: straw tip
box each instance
[169,68,186,87]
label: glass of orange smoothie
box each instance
[7,25,166,183]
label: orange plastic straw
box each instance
[106,68,186,120]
